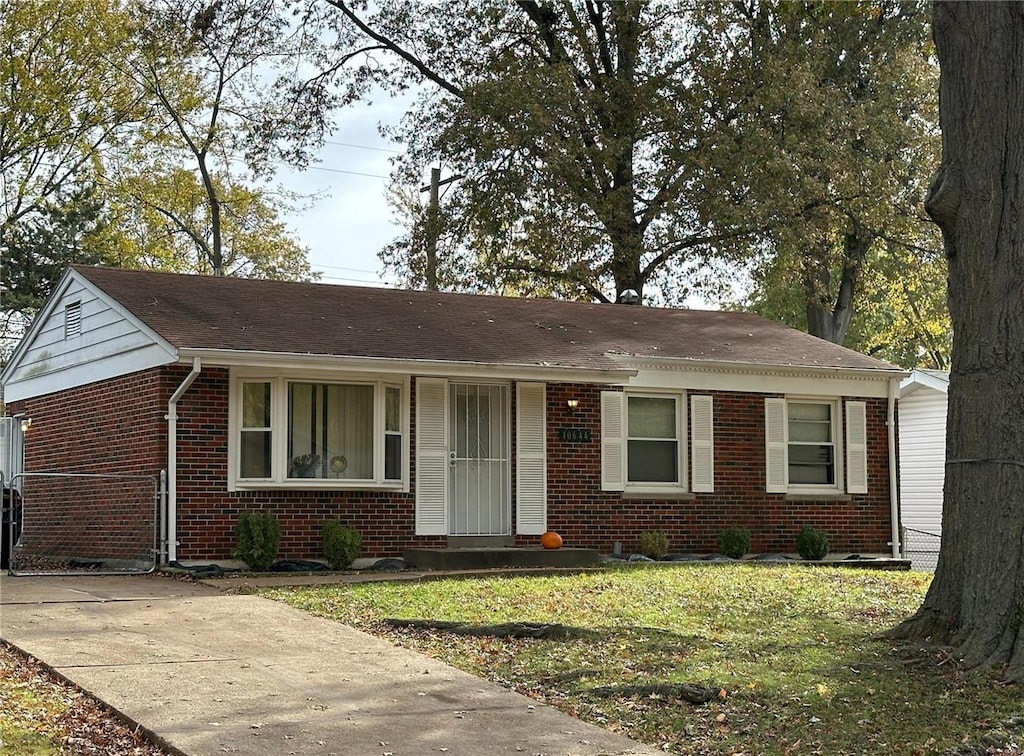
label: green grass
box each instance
[0,644,72,755]
[261,565,1023,755]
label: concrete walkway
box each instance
[0,573,659,756]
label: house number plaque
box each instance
[558,428,592,443]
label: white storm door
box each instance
[448,383,511,536]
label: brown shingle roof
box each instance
[74,266,901,373]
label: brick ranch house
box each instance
[2,266,908,565]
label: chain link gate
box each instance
[7,472,160,576]
[901,526,941,572]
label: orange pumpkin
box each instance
[540,531,563,549]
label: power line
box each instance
[317,273,397,286]
[302,164,389,179]
[313,262,381,275]
[321,139,401,153]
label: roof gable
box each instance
[900,369,950,398]
[1,269,177,402]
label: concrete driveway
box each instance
[0,574,659,756]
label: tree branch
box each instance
[324,0,464,98]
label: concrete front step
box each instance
[403,547,601,570]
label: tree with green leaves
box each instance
[1,0,326,361]
[743,235,950,368]
[0,0,139,236]
[694,0,942,352]
[0,186,114,363]
[0,0,140,360]
[311,0,947,363]
[102,165,314,279]
[889,0,1024,682]
[113,0,323,278]
[311,0,940,329]
[313,0,758,303]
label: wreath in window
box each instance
[289,454,321,478]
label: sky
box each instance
[276,101,408,289]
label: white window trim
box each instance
[227,370,411,492]
[771,396,845,495]
[623,390,689,494]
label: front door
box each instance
[448,383,510,536]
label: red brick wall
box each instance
[9,369,168,560]
[12,370,895,562]
[528,383,893,555]
[164,366,445,560]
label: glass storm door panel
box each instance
[448,383,511,536]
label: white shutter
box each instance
[765,397,788,493]
[415,378,448,535]
[845,400,868,494]
[690,395,714,493]
[516,382,547,535]
[601,391,625,491]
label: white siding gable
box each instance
[2,270,177,402]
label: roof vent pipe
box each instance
[618,289,640,305]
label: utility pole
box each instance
[425,168,440,291]
[420,168,463,292]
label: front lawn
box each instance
[261,565,1022,755]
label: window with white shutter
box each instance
[601,391,625,491]
[765,398,788,493]
[415,378,448,535]
[516,382,547,534]
[765,397,862,495]
[690,395,714,493]
[845,401,868,494]
[602,390,688,493]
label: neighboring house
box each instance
[898,369,949,565]
[1,266,908,565]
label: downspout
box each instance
[165,357,201,564]
[887,376,901,558]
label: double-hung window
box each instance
[231,374,407,490]
[600,391,713,493]
[626,395,681,484]
[787,401,836,485]
[240,382,273,478]
[765,397,868,494]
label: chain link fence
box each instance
[7,472,160,576]
[902,526,941,572]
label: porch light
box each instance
[566,399,579,413]
[19,417,31,433]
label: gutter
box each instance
[611,353,909,382]
[164,357,201,564]
[176,348,638,384]
[887,376,901,558]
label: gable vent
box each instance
[65,302,82,339]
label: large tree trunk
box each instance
[803,227,873,346]
[888,1,1024,682]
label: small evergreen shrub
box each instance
[638,530,669,559]
[796,525,829,561]
[322,520,362,570]
[232,511,280,571]
[717,527,751,559]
